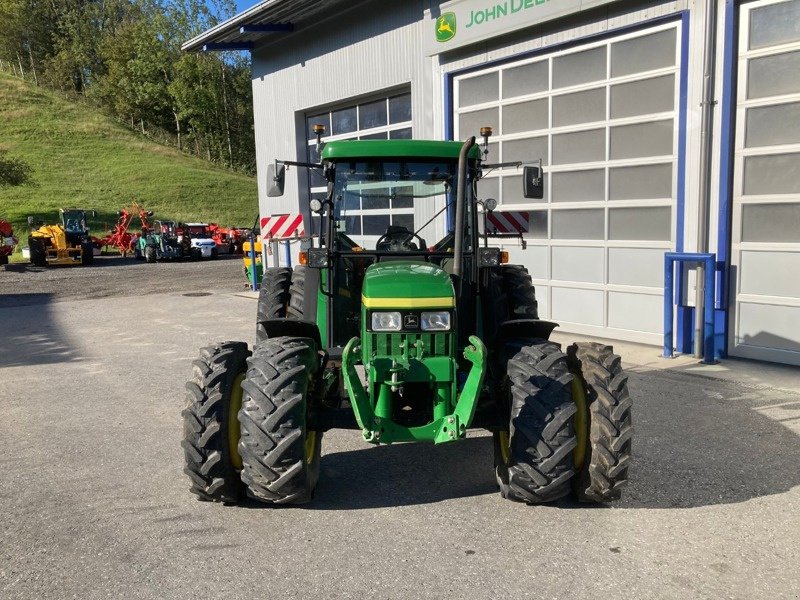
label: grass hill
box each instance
[0,71,258,254]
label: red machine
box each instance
[0,219,18,265]
[208,223,248,254]
[98,202,153,255]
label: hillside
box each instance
[0,72,258,248]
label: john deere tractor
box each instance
[28,208,95,267]
[182,134,632,505]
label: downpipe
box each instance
[694,0,719,358]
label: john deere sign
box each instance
[427,0,618,55]
[436,12,457,42]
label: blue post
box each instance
[664,255,674,358]
[703,255,715,364]
[663,252,717,363]
[282,240,292,267]
[249,234,258,292]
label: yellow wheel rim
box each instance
[228,372,246,471]
[498,430,511,466]
[304,430,318,463]
[570,372,589,469]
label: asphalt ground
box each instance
[1,265,799,599]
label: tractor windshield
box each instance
[62,211,87,234]
[332,160,472,252]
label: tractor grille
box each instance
[367,332,453,358]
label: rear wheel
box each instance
[145,245,157,263]
[81,241,94,265]
[286,265,307,319]
[501,265,538,319]
[255,267,292,342]
[238,336,321,504]
[28,237,46,267]
[0,254,8,265]
[493,339,577,503]
[567,342,632,502]
[182,342,250,503]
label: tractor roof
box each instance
[321,140,482,161]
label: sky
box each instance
[234,0,254,14]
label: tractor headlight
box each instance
[371,311,402,331]
[421,311,451,331]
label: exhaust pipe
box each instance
[452,136,476,278]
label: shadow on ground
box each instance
[0,293,83,367]
[235,367,800,511]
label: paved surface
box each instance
[0,253,248,306]
[1,289,799,599]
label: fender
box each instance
[494,319,559,348]
[256,318,322,350]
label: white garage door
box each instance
[730,0,800,365]
[453,22,682,344]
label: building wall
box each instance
[245,0,800,363]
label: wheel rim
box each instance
[570,373,589,469]
[304,430,317,463]
[498,430,511,465]
[228,372,246,470]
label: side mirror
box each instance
[523,165,544,199]
[267,163,286,197]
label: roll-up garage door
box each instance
[730,0,800,365]
[453,21,682,344]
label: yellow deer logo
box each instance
[436,13,456,42]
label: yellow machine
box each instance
[28,208,96,267]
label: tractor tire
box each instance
[256,267,293,342]
[501,265,539,319]
[182,341,250,503]
[211,247,219,260]
[482,265,539,346]
[0,254,7,265]
[145,245,157,263]
[567,342,632,503]
[493,339,577,503]
[28,237,47,267]
[238,336,322,504]
[81,242,94,265]
[286,265,307,319]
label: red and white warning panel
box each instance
[260,214,305,239]
[486,211,529,233]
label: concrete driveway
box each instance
[1,291,798,599]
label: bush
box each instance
[0,150,33,186]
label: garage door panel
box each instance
[740,251,800,296]
[552,246,604,283]
[608,292,662,333]
[608,248,664,287]
[551,288,604,326]
[737,303,800,352]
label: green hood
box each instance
[361,261,454,309]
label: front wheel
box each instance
[493,339,577,503]
[182,341,250,503]
[567,342,632,503]
[238,336,321,504]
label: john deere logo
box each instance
[436,12,456,42]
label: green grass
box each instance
[0,71,258,260]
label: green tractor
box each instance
[182,134,632,505]
[135,220,187,262]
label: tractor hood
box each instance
[361,261,454,309]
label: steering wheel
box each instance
[375,225,426,252]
